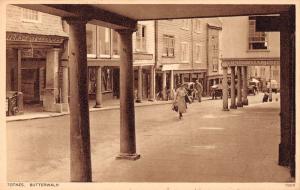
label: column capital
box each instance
[116,28,137,35]
[64,16,89,25]
[47,48,61,53]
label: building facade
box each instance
[6,5,69,113]
[6,5,226,113]
[155,18,222,98]
[220,16,280,91]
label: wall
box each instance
[6,5,67,37]
[220,16,280,59]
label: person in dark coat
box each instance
[194,80,203,102]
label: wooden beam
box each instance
[255,16,281,32]
[16,4,137,30]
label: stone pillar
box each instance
[230,66,237,109]
[116,29,140,160]
[170,70,174,99]
[162,71,167,100]
[43,48,62,112]
[17,49,22,92]
[66,17,92,182]
[94,66,102,108]
[61,63,69,112]
[222,67,229,111]
[236,66,243,107]
[242,66,249,105]
[136,66,142,103]
[278,9,295,178]
[148,65,155,101]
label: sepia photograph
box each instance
[0,1,298,190]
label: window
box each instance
[180,42,189,62]
[212,58,218,72]
[195,43,204,63]
[135,24,147,52]
[98,26,111,58]
[102,67,113,92]
[86,24,97,58]
[22,8,40,22]
[181,19,190,30]
[249,17,268,50]
[111,30,120,57]
[194,19,202,33]
[162,35,175,57]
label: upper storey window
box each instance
[249,17,268,50]
[22,8,40,22]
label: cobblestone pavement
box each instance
[6,92,291,183]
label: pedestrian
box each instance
[262,90,269,103]
[194,80,203,102]
[174,83,187,119]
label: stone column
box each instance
[136,66,142,103]
[148,65,155,101]
[61,62,69,112]
[66,17,92,182]
[170,70,174,99]
[222,67,229,111]
[242,66,249,105]
[236,66,243,107]
[94,66,102,108]
[116,29,140,160]
[17,49,22,92]
[44,48,61,112]
[162,71,167,100]
[230,66,237,109]
[279,9,295,178]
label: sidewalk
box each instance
[6,97,211,122]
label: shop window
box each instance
[180,42,189,63]
[162,35,175,57]
[86,24,97,58]
[248,17,268,50]
[135,24,147,52]
[112,30,120,58]
[98,26,111,58]
[22,8,40,22]
[88,67,96,94]
[102,67,113,92]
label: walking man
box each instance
[195,80,203,102]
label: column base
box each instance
[230,105,237,109]
[278,143,290,166]
[148,98,155,102]
[116,153,141,160]
[223,108,230,111]
[237,102,243,107]
[61,103,69,112]
[242,99,249,106]
[94,104,102,108]
[135,99,142,103]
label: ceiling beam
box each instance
[255,16,281,32]
[15,4,137,30]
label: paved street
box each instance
[6,93,291,182]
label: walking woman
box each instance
[174,84,187,119]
